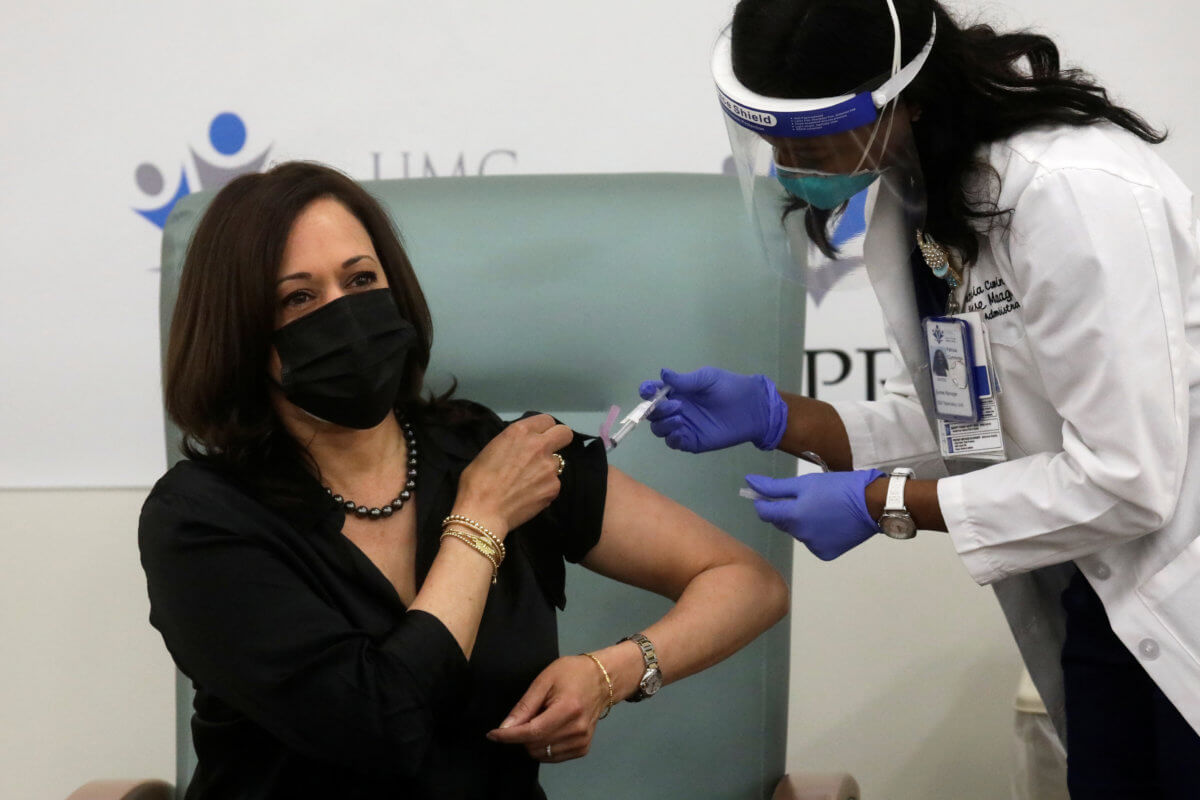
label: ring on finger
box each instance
[545,744,553,759]
[552,453,565,475]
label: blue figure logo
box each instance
[133,164,191,229]
[191,112,271,192]
[133,112,272,229]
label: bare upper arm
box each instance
[580,466,775,600]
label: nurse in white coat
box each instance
[644,0,1200,796]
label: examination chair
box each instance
[71,173,859,800]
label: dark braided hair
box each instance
[730,0,1165,262]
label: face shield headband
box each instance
[712,10,936,140]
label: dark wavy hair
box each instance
[730,0,1166,263]
[165,161,466,504]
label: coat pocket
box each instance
[1137,532,1200,664]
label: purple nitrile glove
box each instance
[637,367,788,453]
[746,469,886,561]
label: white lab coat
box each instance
[830,123,1200,737]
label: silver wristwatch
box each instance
[619,633,662,702]
[877,467,917,539]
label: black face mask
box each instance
[272,289,417,429]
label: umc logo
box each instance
[132,112,270,229]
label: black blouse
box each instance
[139,408,607,799]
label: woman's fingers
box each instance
[490,415,572,459]
[486,695,576,745]
[744,473,801,499]
[639,379,665,400]
[488,675,551,738]
[526,731,592,762]
[509,414,570,445]
[649,415,686,440]
[487,657,602,763]
[517,413,558,433]
[543,422,574,453]
[456,415,577,531]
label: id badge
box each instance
[935,311,1007,462]
[924,316,980,423]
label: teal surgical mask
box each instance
[775,168,881,210]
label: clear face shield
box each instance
[713,8,936,285]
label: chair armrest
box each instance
[66,780,173,800]
[774,772,861,800]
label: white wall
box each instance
[0,489,175,800]
[788,529,1023,798]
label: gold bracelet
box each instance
[443,514,506,559]
[440,530,500,565]
[439,530,500,583]
[442,526,504,565]
[447,528,502,563]
[443,515,503,553]
[582,653,614,720]
[440,530,499,582]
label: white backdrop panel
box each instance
[1,0,1197,490]
[0,0,739,487]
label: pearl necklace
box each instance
[323,419,417,521]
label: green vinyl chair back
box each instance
[159,173,805,799]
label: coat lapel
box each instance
[862,188,956,458]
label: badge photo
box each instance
[924,316,981,423]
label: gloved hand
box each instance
[638,367,788,453]
[746,469,886,561]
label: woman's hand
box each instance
[746,469,886,560]
[640,366,788,452]
[453,414,574,539]
[485,655,610,763]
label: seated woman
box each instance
[139,161,790,799]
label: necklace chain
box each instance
[323,419,417,521]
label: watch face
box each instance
[880,513,917,539]
[641,669,662,696]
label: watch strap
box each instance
[620,633,659,672]
[619,633,660,701]
[884,469,912,512]
[878,468,918,539]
